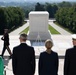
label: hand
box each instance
[1,37,3,40]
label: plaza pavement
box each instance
[0,35,73,75]
[0,20,73,75]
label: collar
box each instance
[21,42,26,44]
[46,50,53,54]
[20,42,27,45]
[74,46,76,48]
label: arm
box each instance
[31,47,35,75]
[64,50,69,75]
[12,48,17,75]
[1,36,4,40]
[1,34,9,41]
[38,53,42,75]
[55,53,59,75]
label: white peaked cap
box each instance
[72,34,76,39]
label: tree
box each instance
[0,7,25,34]
[44,3,58,18]
[58,1,72,7]
[35,2,45,11]
[0,7,8,34]
[55,7,76,33]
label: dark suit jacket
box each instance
[12,43,35,75]
[1,33,9,46]
[64,46,76,75]
[38,51,59,75]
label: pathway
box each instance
[49,21,71,35]
[10,20,72,35]
[9,22,29,35]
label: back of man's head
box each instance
[19,33,27,42]
[4,29,8,33]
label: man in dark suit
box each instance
[12,33,35,75]
[64,34,76,75]
[0,29,12,58]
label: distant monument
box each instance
[28,11,51,41]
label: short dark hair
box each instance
[4,29,8,30]
[20,33,27,41]
[4,29,8,31]
[72,38,76,40]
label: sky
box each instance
[0,0,76,2]
[26,0,76,2]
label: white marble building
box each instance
[28,11,51,41]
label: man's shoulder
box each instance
[26,45,35,54]
[13,45,20,50]
[67,47,73,51]
[27,45,34,52]
[66,47,74,53]
[27,45,33,48]
[26,44,34,49]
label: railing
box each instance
[36,55,65,59]
[3,55,64,75]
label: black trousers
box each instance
[1,44,12,56]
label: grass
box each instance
[54,22,73,34]
[20,25,60,34]
[20,26,29,34]
[48,25,60,34]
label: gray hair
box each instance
[20,33,27,41]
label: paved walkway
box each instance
[0,35,72,56]
[9,22,29,35]
[49,21,71,35]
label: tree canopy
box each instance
[55,7,76,33]
[0,7,25,34]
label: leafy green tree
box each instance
[0,7,8,34]
[45,3,58,18]
[55,7,76,33]
[0,7,25,34]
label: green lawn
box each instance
[48,25,60,34]
[54,22,73,34]
[20,26,29,34]
[20,25,60,34]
